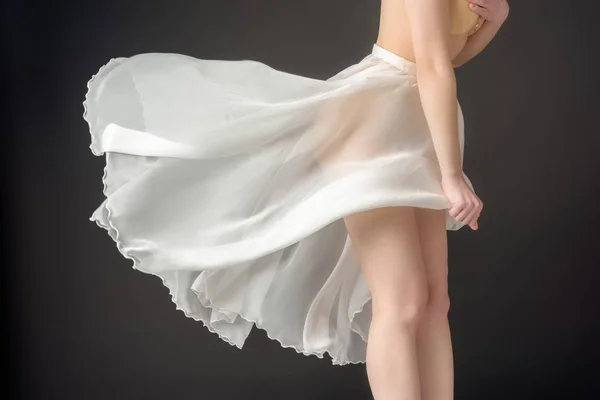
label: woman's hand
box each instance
[441,173,483,230]
[452,0,509,67]
[466,0,510,24]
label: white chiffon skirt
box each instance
[84,43,475,365]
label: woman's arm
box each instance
[452,0,510,68]
[404,0,463,179]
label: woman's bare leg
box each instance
[344,206,429,400]
[414,207,454,400]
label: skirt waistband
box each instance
[371,44,417,76]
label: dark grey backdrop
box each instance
[3,0,599,399]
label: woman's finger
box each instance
[448,198,467,220]
[469,218,479,230]
[465,206,481,228]
[469,2,491,19]
[467,196,483,229]
[466,0,489,8]
[454,201,474,223]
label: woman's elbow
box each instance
[451,57,463,68]
[451,53,467,68]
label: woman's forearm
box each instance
[416,63,463,178]
[452,17,506,68]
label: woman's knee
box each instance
[372,284,430,331]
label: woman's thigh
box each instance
[343,206,429,317]
[414,207,450,310]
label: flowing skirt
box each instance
[83,43,474,365]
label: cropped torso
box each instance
[376,0,485,64]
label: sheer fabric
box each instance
[83,43,474,365]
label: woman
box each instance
[347,1,509,399]
[83,0,509,398]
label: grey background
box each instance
[3,0,599,399]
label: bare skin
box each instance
[343,1,509,399]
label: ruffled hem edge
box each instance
[84,57,123,158]
[88,183,368,365]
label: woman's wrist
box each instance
[441,169,464,181]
